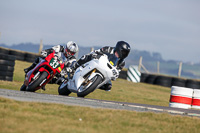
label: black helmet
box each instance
[114,41,131,59]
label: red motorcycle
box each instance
[20,51,65,92]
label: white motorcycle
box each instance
[58,53,119,97]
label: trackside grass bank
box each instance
[1,97,200,133]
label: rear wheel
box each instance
[26,71,48,92]
[77,75,102,97]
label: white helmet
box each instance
[64,41,78,57]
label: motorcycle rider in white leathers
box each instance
[24,41,79,87]
[73,41,131,91]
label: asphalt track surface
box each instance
[0,88,200,118]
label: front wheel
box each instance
[20,84,26,91]
[58,82,71,96]
[77,75,102,97]
[26,71,48,92]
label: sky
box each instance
[0,0,200,63]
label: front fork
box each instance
[83,69,96,84]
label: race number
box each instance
[49,58,60,69]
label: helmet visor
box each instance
[121,50,129,59]
[65,48,75,56]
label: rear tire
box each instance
[77,75,102,97]
[26,71,48,92]
[58,82,71,96]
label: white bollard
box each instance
[127,65,141,83]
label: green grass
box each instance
[0,60,199,133]
[1,97,200,133]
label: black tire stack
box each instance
[0,47,41,82]
[0,53,15,81]
[0,47,9,55]
[171,77,186,87]
[24,53,40,63]
[140,72,200,88]
[0,47,40,63]
[185,79,200,89]
[145,74,157,84]
[9,49,26,61]
[154,76,172,87]
[140,73,149,83]
[118,70,127,79]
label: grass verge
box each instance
[1,97,200,133]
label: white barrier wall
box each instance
[169,86,193,109]
[169,86,200,109]
[127,65,141,83]
[192,89,200,109]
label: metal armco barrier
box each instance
[127,65,141,83]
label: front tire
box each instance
[20,84,26,91]
[58,82,71,96]
[26,71,48,92]
[77,75,102,97]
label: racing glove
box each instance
[41,51,47,57]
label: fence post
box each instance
[138,56,142,72]
[138,56,149,73]
[157,61,160,73]
[178,62,182,77]
[39,39,43,54]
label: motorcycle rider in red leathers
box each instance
[73,41,131,91]
[24,41,79,88]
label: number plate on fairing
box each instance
[49,58,60,69]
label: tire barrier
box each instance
[118,70,127,79]
[140,73,149,83]
[0,53,15,81]
[185,79,200,89]
[127,65,141,82]
[154,76,172,87]
[9,49,26,61]
[169,86,193,109]
[192,89,200,109]
[140,73,200,88]
[171,77,186,87]
[25,53,41,63]
[0,46,40,63]
[0,47,9,54]
[145,74,157,84]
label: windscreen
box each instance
[106,53,119,67]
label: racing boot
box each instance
[24,57,40,73]
[41,85,46,91]
[24,63,37,73]
[99,82,112,91]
